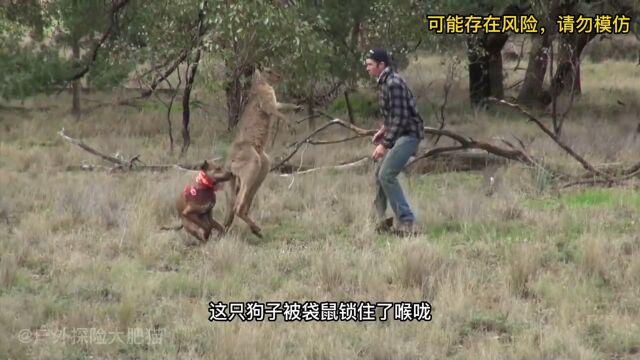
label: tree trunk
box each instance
[181,49,202,156]
[517,0,564,107]
[467,34,507,107]
[225,64,254,130]
[467,3,528,107]
[467,35,490,107]
[344,89,355,124]
[550,33,595,99]
[486,33,509,100]
[71,39,81,117]
[225,76,242,130]
[307,87,316,131]
[517,33,551,107]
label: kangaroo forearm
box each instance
[276,102,298,111]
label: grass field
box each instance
[1,49,640,359]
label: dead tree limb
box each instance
[58,128,221,172]
[487,97,611,180]
[271,118,374,172]
[303,135,363,146]
[273,109,639,186]
[406,151,511,174]
[272,115,540,174]
[275,113,540,175]
[431,59,457,146]
[278,157,370,176]
[58,128,128,166]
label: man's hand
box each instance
[372,128,384,144]
[372,144,386,161]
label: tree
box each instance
[202,1,323,130]
[517,0,639,110]
[467,3,531,107]
[0,4,73,100]
[281,0,424,128]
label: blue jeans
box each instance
[374,135,420,224]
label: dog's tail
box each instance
[160,224,183,231]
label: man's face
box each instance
[365,59,385,78]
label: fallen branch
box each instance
[423,126,537,165]
[270,117,374,171]
[58,128,128,166]
[561,166,640,189]
[405,151,510,174]
[304,135,363,146]
[271,111,640,188]
[272,115,541,174]
[58,128,221,172]
[279,157,370,176]
[487,97,611,180]
[65,164,112,172]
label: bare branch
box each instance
[58,128,221,172]
[270,118,372,171]
[432,58,457,146]
[487,97,611,180]
[279,157,370,176]
[304,135,363,146]
[512,37,527,71]
[140,49,189,99]
[296,113,321,124]
[405,145,467,168]
[506,79,524,90]
[58,128,128,166]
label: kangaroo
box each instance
[223,67,300,238]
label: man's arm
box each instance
[381,82,406,149]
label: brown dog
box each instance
[167,161,232,243]
[223,67,300,238]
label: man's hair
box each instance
[366,48,390,66]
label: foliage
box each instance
[3,0,636,107]
[0,14,72,99]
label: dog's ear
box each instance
[200,160,209,171]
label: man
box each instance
[365,48,424,236]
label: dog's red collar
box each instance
[196,170,215,189]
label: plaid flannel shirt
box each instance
[377,67,424,149]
